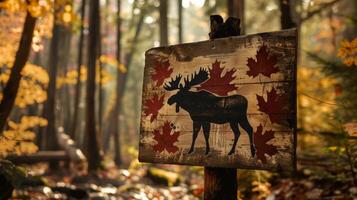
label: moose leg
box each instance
[188,121,201,154]
[202,122,211,155]
[239,116,256,157]
[228,122,240,155]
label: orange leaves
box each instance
[153,121,180,153]
[337,38,357,67]
[143,93,165,122]
[247,45,278,78]
[152,60,173,87]
[197,60,237,96]
[254,124,278,164]
[256,88,289,125]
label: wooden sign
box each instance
[139,29,297,171]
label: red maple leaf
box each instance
[143,93,165,122]
[256,88,289,125]
[197,60,237,96]
[152,60,173,86]
[254,124,278,163]
[246,45,278,78]
[153,121,180,153]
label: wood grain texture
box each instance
[139,29,297,170]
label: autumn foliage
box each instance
[253,124,278,163]
[197,60,237,96]
[152,60,173,87]
[0,116,47,157]
[152,121,180,153]
[143,93,165,122]
[247,45,278,78]
[256,88,289,125]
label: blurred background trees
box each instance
[0,0,356,198]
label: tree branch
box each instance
[300,0,342,23]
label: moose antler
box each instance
[163,75,182,91]
[183,68,209,89]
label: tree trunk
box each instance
[86,0,101,172]
[61,27,73,134]
[279,0,295,29]
[227,0,244,34]
[178,0,183,43]
[42,11,61,169]
[98,22,103,143]
[113,0,122,166]
[71,0,86,140]
[159,0,168,46]
[0,12,37,134]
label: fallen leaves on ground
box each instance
[10,162,202,200]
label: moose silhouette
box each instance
[164,68,256,156]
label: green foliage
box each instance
[0,159,27,188]
[308,51,357,123]
[308,37,357,184]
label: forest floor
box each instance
[10,159,357,200]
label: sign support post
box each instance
[203,15,241,200]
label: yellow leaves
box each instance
[0,0,52,17]
[0,116,47,158]
[337,38,357,67]
[12,116,48,130]
[61,4,74,24]
[17,63,48,107]
[327,146,345,154]
[100,55,127,73]
[0,63,48,108]
[62,12,72,23]
[27,0,42,17]
[0,0,24,13]
[97,66,114,84]
[21,63,49,84]
[57,65,114,88]
[57,67,85,88]
[53,2,76,26]
[0,13,24,68]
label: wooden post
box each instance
[204,167,237,200]
[204,15,241,200]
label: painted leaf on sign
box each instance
[254,124,278,164]
[143,93,165,122]
[197,60,237,96]
[256,88,289,125]
[152,60,173,87]
[153,121,180,153]
[246,45,279,78]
